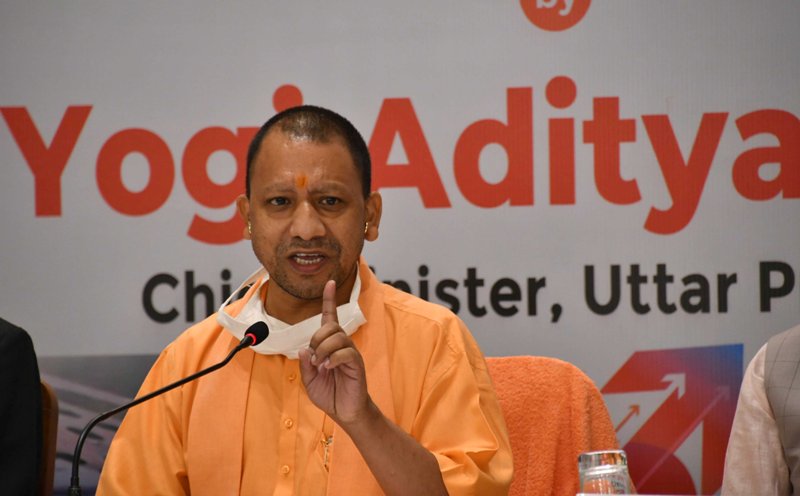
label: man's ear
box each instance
[364,192,382,242]
[236,194,251,240]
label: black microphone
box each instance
[67,321,270,495]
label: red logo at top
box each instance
[520,0,591,31]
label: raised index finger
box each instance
[320,280,339,326]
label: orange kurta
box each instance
[97,258,513,495]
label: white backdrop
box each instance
[1,2,798,494]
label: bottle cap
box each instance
[578,449,628,471]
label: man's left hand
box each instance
[299,280,369,425]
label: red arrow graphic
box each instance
[636,386,730,487]
[615,404,640,432]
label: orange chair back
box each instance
[486,356,619,496]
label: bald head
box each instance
[246,105,371,198]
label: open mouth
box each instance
[290,253,326,267]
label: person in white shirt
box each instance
[722,324,800,496]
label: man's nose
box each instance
[289,202,326,240]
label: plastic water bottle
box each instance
[578,449,636,494]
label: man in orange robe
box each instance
[97,105,513,495]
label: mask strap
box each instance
[217,267,267,318]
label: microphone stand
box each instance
[67,327,265,495]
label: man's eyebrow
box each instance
[257,180,351,194]
[257,182,295,195]
[306,181,351,194]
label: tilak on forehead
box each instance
[295,174,308,188]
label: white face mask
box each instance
[216,266,366,359]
